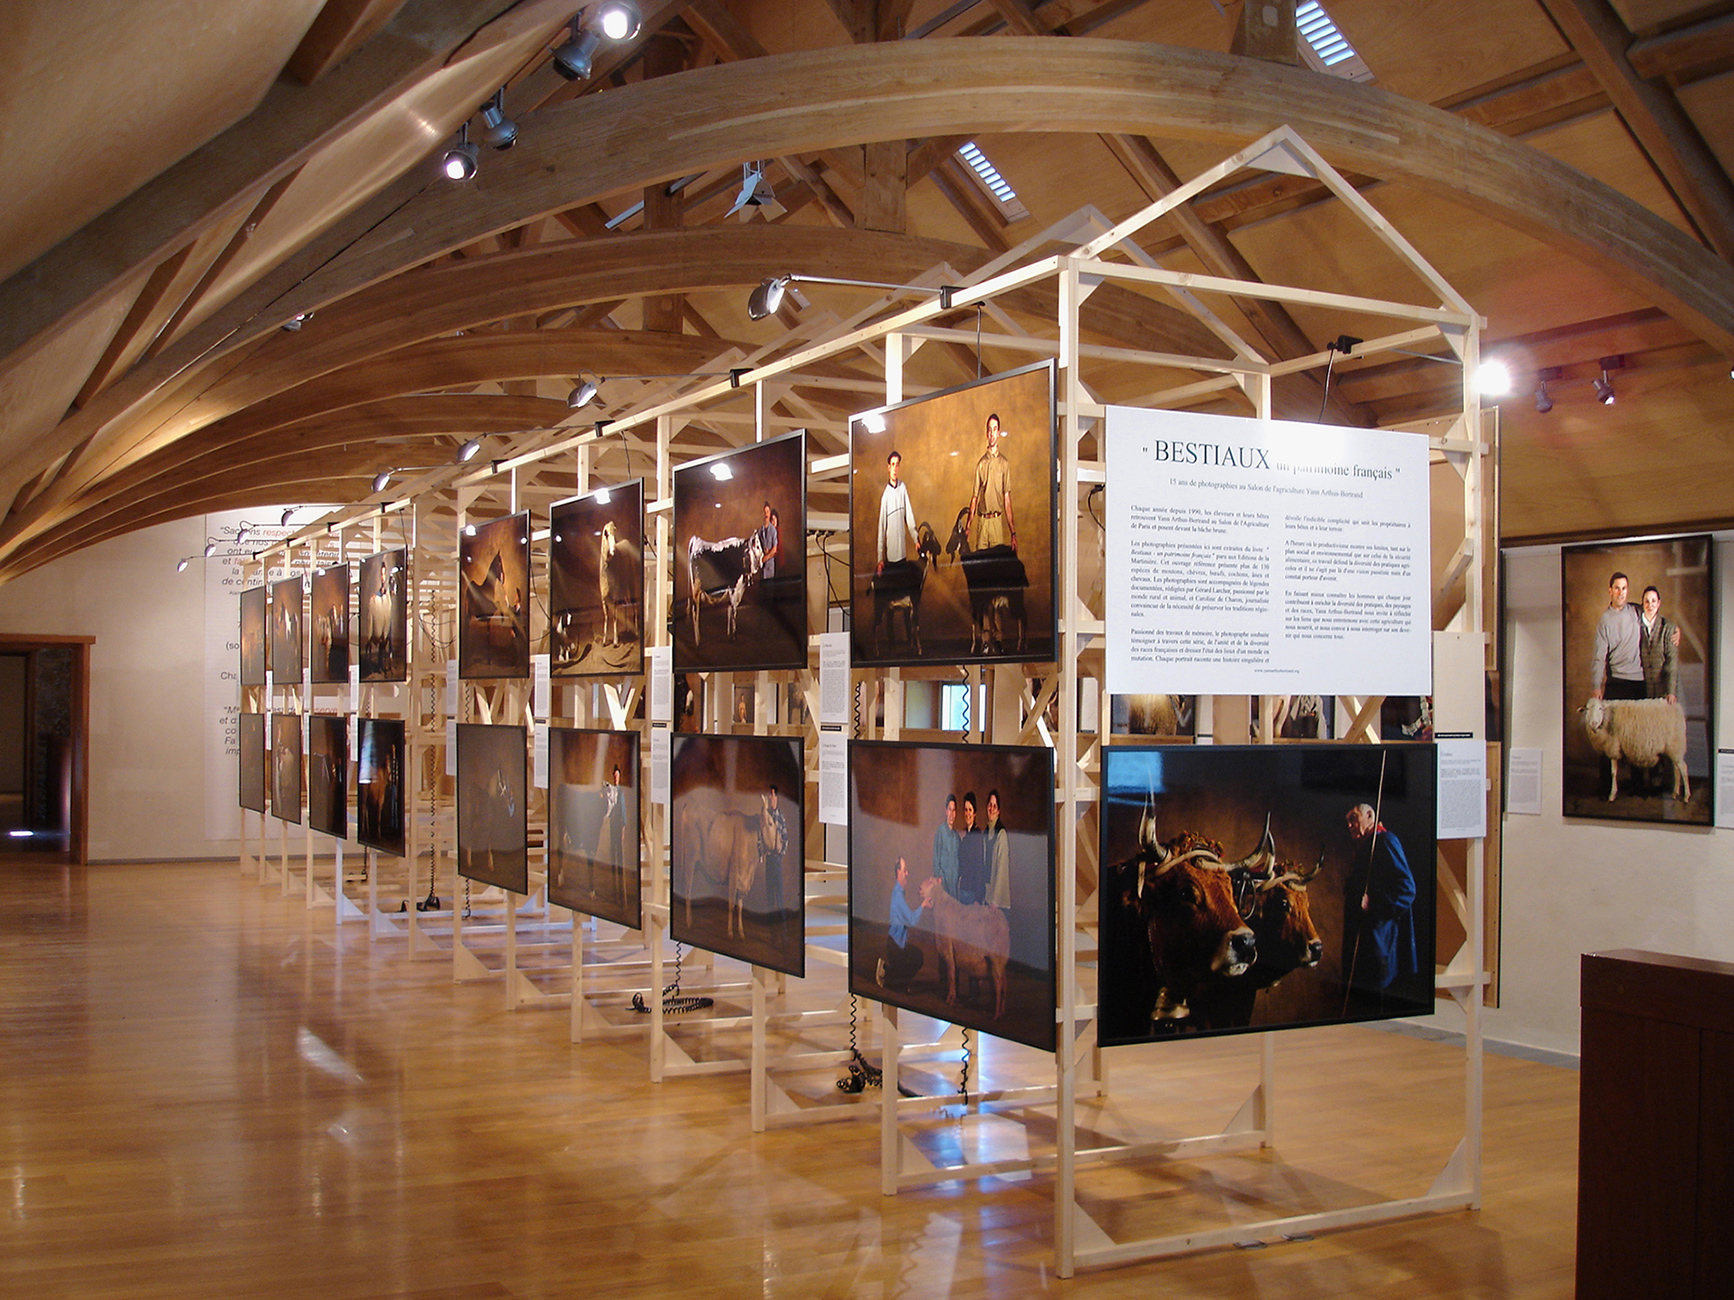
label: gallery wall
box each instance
[1478,539,1734,1058]
[0,514,250,862]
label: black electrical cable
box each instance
[959,1027,972,1106]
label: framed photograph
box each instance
[307,714,348,839]
[672,431,807,673]
[848,740,1057,1052]
[240,586,266,686]
[356,717,406,857]
[550,482,644,677]
[670,733,804,978]
[1257,694,1335,741]
[1109,694,1196,737]
[308,564,350,684]
[458,513,531,679]
[1381,696,1433,742]
[547,727,641,930]
[456,722,528,893]
[358,548,409,682]
[270,712,303,825]
[1098,743,1436,1047]
[269,575,303,683]
[1561,534,1714,824]
[848,363,1057,667]
[238,711,266,812]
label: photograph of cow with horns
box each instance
[1098,743,1436,1046]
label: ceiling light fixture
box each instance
[597,1,641,39]
[726,162,785,221]
[570,368,748,407]
[442,124,479,181]
[1594,354,1624,406]
[456,437,484,463]
[1534,366,1560,414]
[747,274,958,321]
[551,3,641,81]
[476,90,518,150]
[370,465,443,493]
[281,311,313,332]
[1474,359,1511,397]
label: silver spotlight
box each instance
[747,276,788,321]
[442,126,479,181]
[477,91,517,150]
[597,1,641,39]
[371,469,393,493]
[456,437,484,463]
[568,377,600,408]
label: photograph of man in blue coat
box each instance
[1342,801,1418,1015]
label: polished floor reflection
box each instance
[0,859,1577,1298]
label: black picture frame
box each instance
[550,481,645,677]
[308,564,350,684]
[672,431,808,673]
[669,733,805,978]
[848,739,1058,1052]
[239,586,266,686]
[1097,743,1437,1047]
[849,363,1058,667]
[356,717,406,857]
[458,513,531,680]
[358,548,409,683]
[456,722,528,893]
[307,714,348,839]
[269,575,303,683]
[547,727,641,930]
[270,712,303,825]
[1560,534,1715,824]
[238,711,266,812]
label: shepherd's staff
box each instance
[1341,747,1390,1015]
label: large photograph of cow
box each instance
[1098,744,1436,1046]
[848,740,1057,1052]
[307,714,348,839]
[239,711,266,812]
[270,712,303,825]
[457,722,528,894]
[670,733,804,978]
[672,432,807,673]
[240,586,266,686]
[1560,534,1714,825]
[548,727,641,929]
[458,513,531,680]
[550,483,644,677]
[848,364,1056,668]
[358,548,408,682]
[270,575,304,684]
[308,564,350,684]
[356,717,405,856]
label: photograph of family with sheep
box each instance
[671,432,807,674]
[1560,535,1714,825]
[847,740,1057,1052]
[669,733,805,978]
[847,363,1056,669]
[550,483,643,678]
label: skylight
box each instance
[957,142,1030,221]
[1295,1,1373,82]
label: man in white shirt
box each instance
[876,450,920,575]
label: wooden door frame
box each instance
[0,633,92,863]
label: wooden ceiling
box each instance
[4,0,1734,579]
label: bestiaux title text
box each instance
[1141,439,1396,481]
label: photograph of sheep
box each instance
[270,575,304,684]
[457,723,529,894]
[550,483,643,678]
[356,718,405,857]
[357,548,408,683]
[848,364,1056,668]
[669,733,805,978]
[1561,534,1714,825]
[671,431,807,674]
[847,740,1057,1053]
[547,727,640,930]
[307,715,348,840]
[458,513,531,680]
[238,711,266,813]
[240,586,266,686]
[1098,743,1436,1047]
[270,712,303,825]
[308,565,350,684]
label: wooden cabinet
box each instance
[1578,950,1734,1299]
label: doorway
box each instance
[0,635,91,862]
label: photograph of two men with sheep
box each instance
[1561,534,1714,825]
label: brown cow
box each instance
[1193,844,1326,1030]
[919,874,1010,1018]
[678,793,777,939]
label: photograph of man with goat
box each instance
[1561,535,1714,825]
[847,364,1056,668]
[847,740,1057,1052]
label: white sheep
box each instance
[1582,696,1690,803]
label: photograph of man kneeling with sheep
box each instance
[1561,534,1714,825]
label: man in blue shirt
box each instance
[875,856,928,992]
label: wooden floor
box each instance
[0,859,1578,1298]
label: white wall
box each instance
[1476,539,1734,1058]
[0,515,244,861]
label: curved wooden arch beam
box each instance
[280,38,1734,353]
